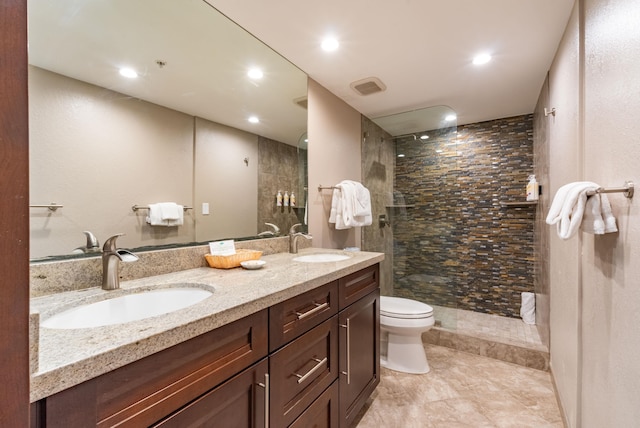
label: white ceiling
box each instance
[206,0,576,126]
[28,0,308,146]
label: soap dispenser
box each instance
[526,175,539,201]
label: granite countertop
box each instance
[30,248,384,402]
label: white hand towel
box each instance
[329,181,372,229]
[159,202,182,220]
[329,188,347,229]
[582,194,617,235]
[146,202,184,226]
[546,182,599,240]
[146,203,164,226]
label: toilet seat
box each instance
[380,296,433,319]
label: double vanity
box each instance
[30,247,383,427]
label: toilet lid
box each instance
[380,296,433,319]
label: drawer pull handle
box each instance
[294,357,328,384]
[257,373,269,428]
[295,302,329,320]
[340,319,351,384]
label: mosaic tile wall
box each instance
[533,80,550,347]
[361,116,395,296]
[393,114,535,318]
[257,137,306,235]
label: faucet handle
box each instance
[103,233,125,252]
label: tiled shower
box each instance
[362,113,536,320]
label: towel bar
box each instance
[586,181,634,199]
[30,203,63,212]
[318,185,338,191]
[131,205,193,212]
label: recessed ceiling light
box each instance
[247,68,263,80]
[119,67,138,78]
[248,116,260,124]
[397,154,405,158]
[420,135,429,140]
[472,53,492,65]
[321,37,339,52]
[445,114,457,122]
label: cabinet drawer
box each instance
[44,310,268,428]
[289,381,339,428]
[338,264,379,310]
[269,280,338,351]
[270,316,339,428]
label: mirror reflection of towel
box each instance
[146,202,184,226]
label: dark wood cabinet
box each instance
[289,381,339,428]
[35,263,380,428]
[269,280,339,352]
[338,289,380,427]
[152,358,268,428]
[270,316,339,427]
[41,310,268,428]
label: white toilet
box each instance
[380,296,435,374]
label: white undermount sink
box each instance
[42,287,213,329]
[292,253,352,263]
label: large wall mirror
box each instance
[28,0,308,260]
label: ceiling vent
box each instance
[350,77,386,96]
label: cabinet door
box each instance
[152,358,268,428]
[270,316,339,428]
[289,381,339,428]
[339,289,380,427]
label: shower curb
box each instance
[423,327,550,371]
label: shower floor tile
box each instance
[353,344,563,428]
[432,305,546,351]
[423,306,549,370]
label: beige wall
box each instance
[29,67,195,257]
[30,67,270,258]
[194,118,259,241]
[546,3,582,426]
[544,0,640,425]
[307,79,363,249]
[581,0,640,425]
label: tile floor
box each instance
[353,344,563,428]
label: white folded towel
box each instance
[582,194,617,235]
[546,182,617,239]
[329,180,372,229]
[146,202,184,226]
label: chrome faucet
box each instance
[289,223,312,254]
[258,222,281,237]
[73,230,101,253]
[102,234,139,290]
